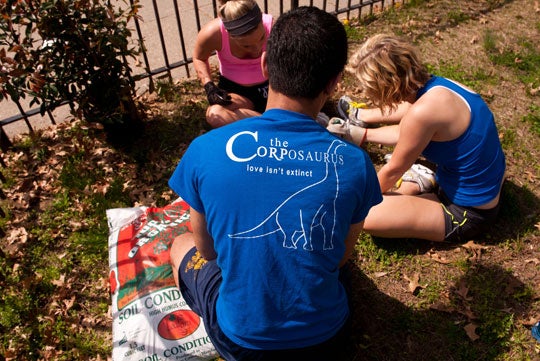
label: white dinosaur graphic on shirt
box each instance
[228,139,346,251]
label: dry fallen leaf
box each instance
[456,281,472,301]
[404,272,426,294]
[458,306,478,321]
[428,250,451,264]
[430,301,455,313]
[464,323,480,341]
[461,240,488,251]
[461,240,489,261]
[63,296,76,312]
[52,274,66,287]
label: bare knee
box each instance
[170,233,195,286]
[206,105,235,128]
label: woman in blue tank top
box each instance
[328,34,506,242]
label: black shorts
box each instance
[218,75,269,113]
[178,247,353,361]
[438,189,500,243]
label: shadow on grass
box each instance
[347,261,534,361]
[106,102,208,160]
[492,179,540,242]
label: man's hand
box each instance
[204,81,232,106]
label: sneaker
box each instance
[337,95,373,128]
[384,153,392,163]
[401,163,436,193]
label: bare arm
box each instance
[377,100,440,193]
[339,222,365,268]
[193,19,222,86]
[348,102,411,145]
[189,207,217,260]
[361,101,412,124]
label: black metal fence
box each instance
[0,0,405,148]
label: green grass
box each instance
[523,104,540,137]
[426,61,497,92]
[484,30,540,90]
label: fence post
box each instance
[290,0,299,9]
[0,127,12,154]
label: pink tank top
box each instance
[217,13,272,85]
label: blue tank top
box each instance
[419,76,506,206]
[169,109,382,350]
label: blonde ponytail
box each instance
[218,0,258,22]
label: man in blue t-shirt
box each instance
[168,6,382,361]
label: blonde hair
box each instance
[218,0,258,22]
[347,34,430,113]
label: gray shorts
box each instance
[438,189,500,243]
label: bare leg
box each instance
[169,233,196,288]
[363,192,446,241]
[394,181,421,195]
[206,106,261,127]
[206,93,262,128]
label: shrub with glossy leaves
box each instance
[0,0,142,129]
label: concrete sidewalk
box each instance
[0,0,375,139]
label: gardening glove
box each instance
[204,81,232,106]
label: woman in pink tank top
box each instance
[193,0,273,128]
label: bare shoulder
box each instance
[195,18,222,52]
[410,86,471,140]
[414,87,465,120]
[198,18,221,39]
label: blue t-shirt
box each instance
[419,76,506,206]
[169,109,382,350]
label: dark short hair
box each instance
[266,6,348,99]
